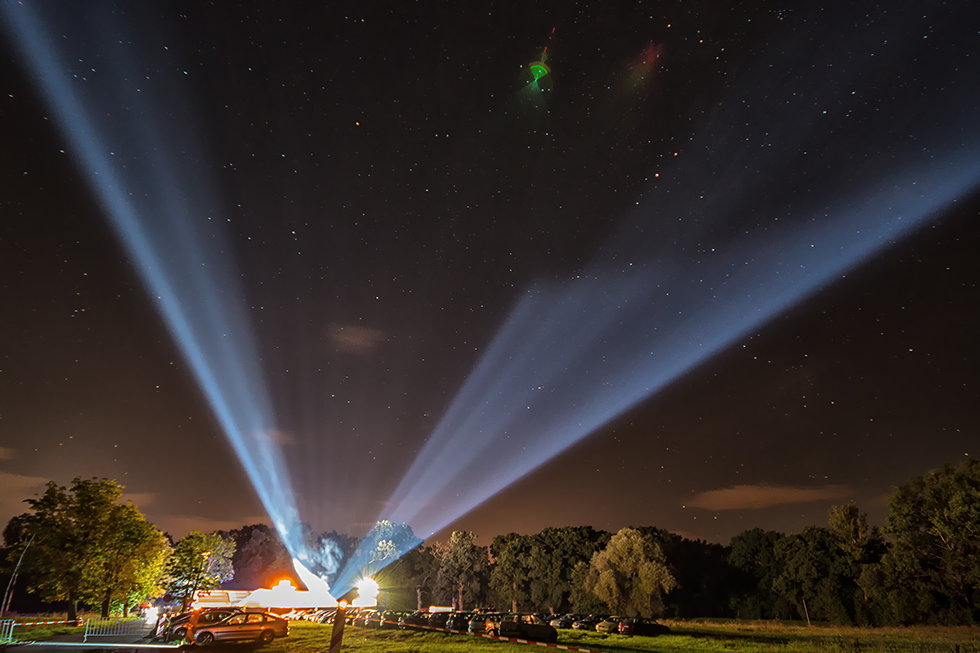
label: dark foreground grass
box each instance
[250,620,980,653]
[11,616,979,653]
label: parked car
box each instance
[379,611,402,629]
[399,611,428,631]
[619,617,671,636]
[194,611,289,644]
[484,613,504,636]
[446,612,472,632]
[427,612,450,630]
[166,608,242,641]
[595,616,624,633]
[498,614,558,642]
[468,613,489,634]
[345,608,365,625]
[572,615,604,630]
[550,614,583,629]
[365,610,387,628]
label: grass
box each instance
[1,611,143,642]
[246,620,980,653]
[8,615,978,653]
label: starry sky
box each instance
[1,0,978,548]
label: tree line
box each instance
[1,478,236,619]
[3,458,978,625]
[220,458,980,625]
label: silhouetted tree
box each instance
[662,537,736,618]
[435,531,488,610]
[772,525,865,624]
[528,526,610,614]
[378,544,439,611]
[728,528,789,619]
[489,533,532,612]
[864,459,980,625]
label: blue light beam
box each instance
[375,2,980,539]
[1,3,308,560]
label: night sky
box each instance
[1,0,977,549]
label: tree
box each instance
[528,526,610,614]
[380,544,439,611]
[829,504,886,563]
[772,526,860,625]
[7,478,163,621]
[583,527,677,618]
[661,537,736,618]
[435,531,488,611]
[569,560,608,614]
[166,531,235,611]
[728,528,788,619]
[876,458,980,625]
[489,533,532,612]
[90,503,170,616]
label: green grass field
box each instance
[255,619,979,653]
[6,615,978,652]
[2,613,146,642]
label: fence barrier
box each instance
[83,617,150,642]
[1,619,14,645]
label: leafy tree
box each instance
[875,458,980,625]
[772,526,862,625]
[661,537,736,618]
[7,478,164,621]
[165,531,235,611]
[583,527,677,618]
[829,504,885,563]
[728,528,787,619]
[824,504,888,624]
[528,526,610,614]
[435,531,488,610]
[91,503,170,616]
[489,533,532,612]
[569,560,608,613]
[381,544,439,611]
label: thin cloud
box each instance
[120,492,157,508]
[0,472,49,533]
[0,471,48,495]
[687,483,851,510]
[259,429,298,446]
[329,325,385,354]
[865,492,893,509]
[0,447,15,460]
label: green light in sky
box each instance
[529,61,550,83]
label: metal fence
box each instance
[0,619,14,645]
[83,617,150,642]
